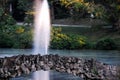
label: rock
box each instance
[48,61,53,69]
[40,61,44,66]
[17,70,21,76]
[0,68,4,74]
[56,67,60,71]
[77,67,84,73]
[69,64,74,69]
[72,70,77,76]
[10,73,17,78]
[20,63,30,74]
[0,54,118,80]
[64,63,70,69]
[15,65,20,70]
[43,65,50,71]
[35,64,41,70]
[79,74,84,79]
[66,69,71,74]
[31,64,36,72]
[73,63,79,69]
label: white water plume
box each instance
[33,0,51,80]
[33,0,51,55]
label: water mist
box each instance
[33,0,51,55]
[33,0,51,80]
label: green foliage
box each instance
[60,0,120,30]
[0,25,32,48]
[0,14,16,25]
[50,33,70,49]
[0,32,14,48]
[50,27,87,49]
[12,30,32,48]
[84,41,95,49]
[68,34,86,49]
[0,26,119,50]
[4,14,16,25]
[51,27,69,49]
[50,27,119,50]
[0,25,17,48]
[50,33,87,49]
[0,8,4,16]
[95,38,117,50]
[17,0,33,11]
[0,0,16,25]
[24,14,33,26]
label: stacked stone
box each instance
[0,54,118,80]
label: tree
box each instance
[60,0,89,20]
[96,0,120,30]
[60,0,120,30]
[0,0,16,25]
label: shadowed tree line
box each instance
[0,0,120,31]
[60,0,120,31]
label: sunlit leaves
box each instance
[16,27,24,34]
[25,11,35,15]
[60,0,88,7]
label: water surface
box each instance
[0,49,120,80]
[0,49,120,65]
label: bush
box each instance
[95,38,117,50]
[0,26,118,50]
[12,31,32,48]
[0,14,16,26]
[0,32,15,48]
[50,33,70,49]
[0,25,32,48]
[68,34,87,49]
[84,41,95,49]
[50,27,88,49]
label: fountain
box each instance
[33,0,51,55]
[33,0,51,80]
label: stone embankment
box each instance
[0,54,119,80]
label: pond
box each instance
[0,49,120,80]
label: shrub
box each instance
[95,38,117,50]
[12,31,32,48]
[0,14,16,26]
[0,32,15,48]
[50,32,87,49]
[0,25,32,48]
[50,27,88,49]
[84,41,95,49]
[68,34,87,49]
[50,33,70,49]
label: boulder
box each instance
[0,54,118,80]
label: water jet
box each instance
[33,0,51,80]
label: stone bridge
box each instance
[0,54,119,80]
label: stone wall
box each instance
[0,54,119,80]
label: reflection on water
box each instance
[10,71,82,80]
[33,71,49,80]
[0,49,120,80]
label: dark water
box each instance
[0,49,120,80]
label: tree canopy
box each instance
[0,0,120,30]
[60,0,120,30]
